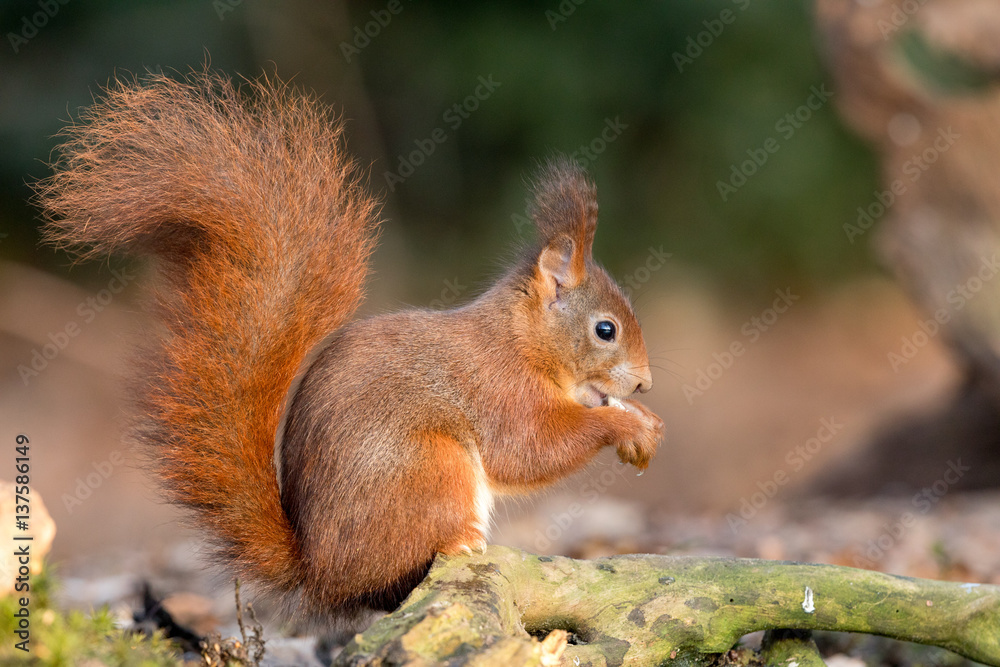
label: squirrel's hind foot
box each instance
[439,531,488,556]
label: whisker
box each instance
[630,289,660,310]
[647,347,691,356]
[646,359,685,372]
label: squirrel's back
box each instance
[37,71,381,605]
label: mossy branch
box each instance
[335,546,1000,666]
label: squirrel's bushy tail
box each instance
[37,71,380,599]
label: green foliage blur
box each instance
[0,567,182,666]
[0,0,880,302]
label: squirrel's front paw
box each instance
[614,400,664,470]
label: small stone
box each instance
[0,481,56,595]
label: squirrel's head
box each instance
[522,158,652,408]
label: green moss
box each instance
[339,547,1000,666]
[0,564,182,667]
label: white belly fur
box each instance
[469,448,494,539]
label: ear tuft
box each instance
[528,156,598,255]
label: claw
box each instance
[441,532,489,557]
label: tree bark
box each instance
[811,0,1000,497]
[334,546,1000,666]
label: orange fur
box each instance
[36,71,378,602]
[37,71,663,623]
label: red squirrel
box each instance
[37,71,663,622]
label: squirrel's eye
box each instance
[595,320,616,342]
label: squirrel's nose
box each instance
[634,368,653,394]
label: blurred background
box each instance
[2,0,999,660]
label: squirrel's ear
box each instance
[537,234,584,299]
[529,156,597,268]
